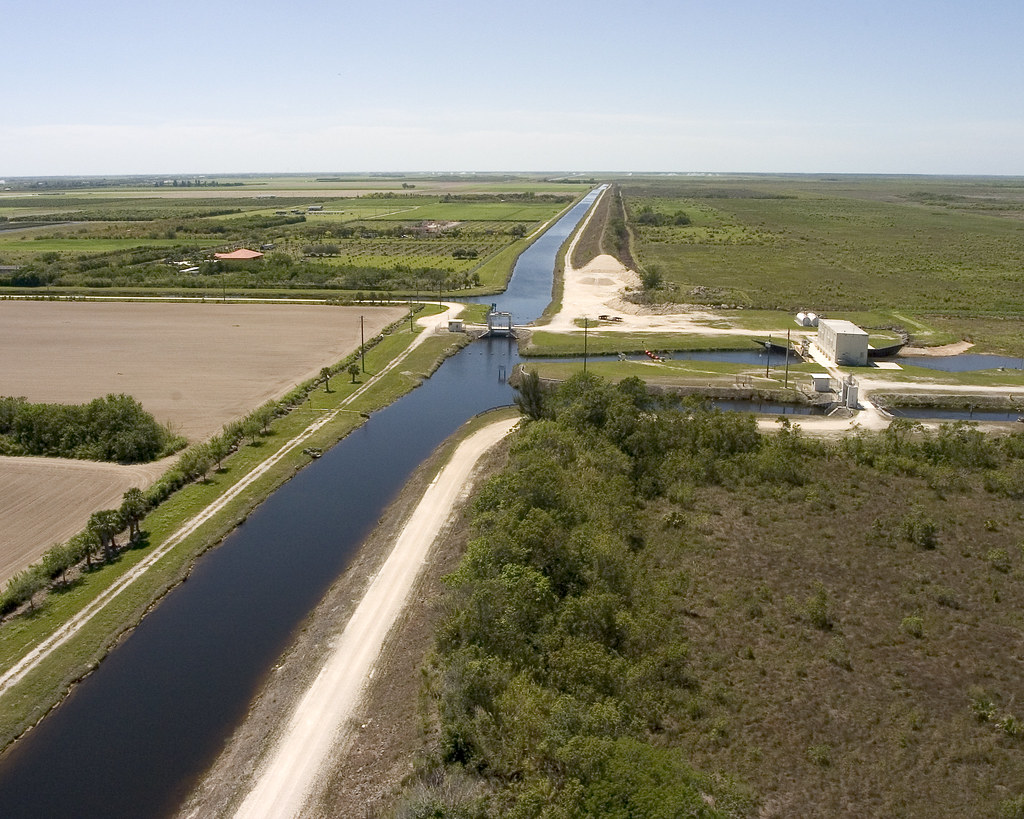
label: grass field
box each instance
[619,175,1024,353]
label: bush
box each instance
[900,509,939,549]
[900,614,925,639]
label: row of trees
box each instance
[0,398,276,616]
[0,488,148,615]
[0,394,183,463]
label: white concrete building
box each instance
[817,319,869,366]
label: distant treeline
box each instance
[0,394,183,463]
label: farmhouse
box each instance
[817,318,869,366]
[214,248,264,261]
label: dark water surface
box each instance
[0,190,603,818]
[897,353,1024,372]
[889,406,1022,422]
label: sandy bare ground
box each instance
[0,455,171,586]
[0,305,459,702]
[545,191,786,338]
[228,416,518,819]
[0,301,403,442]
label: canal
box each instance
[0,190,605,818]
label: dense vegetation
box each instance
[400,374,1024,817]
[0,394,181,462]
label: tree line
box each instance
[0,394,183,463]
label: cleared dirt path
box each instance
[0,306,460,702]
[544,194,809,339]
[231,416,518,819]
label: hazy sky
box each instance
[3,0,1022,176]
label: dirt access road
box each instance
[220,417,518,819]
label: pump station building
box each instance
[817,319,869,366]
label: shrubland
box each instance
[398,373,1024,817]
[607,175,1024,352]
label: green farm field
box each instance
[0,177,580,294]
[619,175,1024,353]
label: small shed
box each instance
[448,319,464,333]
[810,373,832,393]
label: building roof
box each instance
[818,318,868,336]
[214,248,264,260]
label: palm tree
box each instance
[320,366,332,393]
[88,509,124,563]
[120,488,147,543]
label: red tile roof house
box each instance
[213,248,264,260]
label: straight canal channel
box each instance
[0,188,606,818]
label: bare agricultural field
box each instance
[0,301,403,442]
[0,300,403,583]
[0,455,170,586]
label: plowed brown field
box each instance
[0,300,404,583]
[0,456,170,585]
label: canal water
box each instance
[0,189,604,818]
[897,353,1024,372]
[889,407,1022,423]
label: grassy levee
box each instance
[522,330,759,356]
[520,359,815,399]
[0,321,468,750]
[535,190,604,327]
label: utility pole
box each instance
[360,314,365,373]
[765,334,771,378]
[784,329,791,387]
[583,318,589,373]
